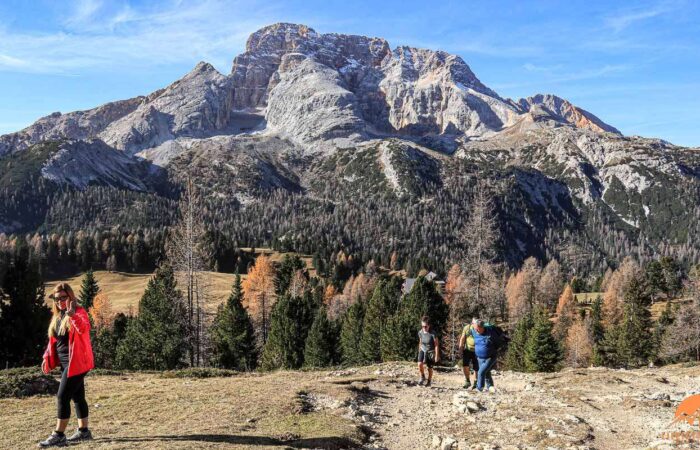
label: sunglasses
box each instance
[53,295,70,302]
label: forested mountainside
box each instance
[2,23,699,276]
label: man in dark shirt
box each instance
[417,316,440,387]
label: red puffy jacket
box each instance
[42,306,94,377]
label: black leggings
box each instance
[57,368,88,420]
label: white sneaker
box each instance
[488,386,496,393]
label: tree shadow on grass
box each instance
[95,434,360,448]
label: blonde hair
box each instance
[48,283,76,338]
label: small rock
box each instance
[432,435,442,448]
[466,401,480,413]
[456,404,468,414]
[564,414,583,424]
[441,437,457,450]
[646,392,670,401]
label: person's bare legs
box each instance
[55,418,69,433]
[54,415,87,433]
[427,367,433,382]
[418,362,426,381]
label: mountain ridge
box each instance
[1,22,698,273]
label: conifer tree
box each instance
[565,317,592,368]
[115,266,187,370]
[616,276,653,367]
[93,313,131,369]
[588,296,605,365]
[359,278,400,363]
[652,300,674,360]
[340,299,366,365]
[524,307,562,372]
[504,311,534,371]
[260,292,316,370]
[242,254,276,344]
[304,307,337,368]
[209,274,258,370]
[79,269,100,310]
[553,284,577,341]
[381,277,447,361]
[0,251,51,367]
[275,255,305,295]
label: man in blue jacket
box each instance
[470,319,499,393]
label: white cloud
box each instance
[604,1,678,32]
[64,0,104,28]
[0,0,280,75]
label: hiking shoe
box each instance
[66,429,93,443]
[470,384,478,390]
[418,378,425,386]
[488,386,496,393]
[38,432,66,447]
[463,382,470,389]
[425,379,432,387]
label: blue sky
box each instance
[0,0,698,146]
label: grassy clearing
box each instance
[43,248,315,315]
[1,369,367,449]
[45,271,239,315]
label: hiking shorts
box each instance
[462,349,479,372]
[417,350,435,368]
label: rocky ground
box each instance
[3,363,700,449]
[323,362,700,450]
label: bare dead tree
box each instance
[166,177,212,367]
[460,178,503,321]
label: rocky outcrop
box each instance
[0,22,633,158]
[0,97,144,156]
[379,47,519,136]
[517,94,620,134]
[41,140,158,191]
[99,62,235,154]
[265,55,365,147]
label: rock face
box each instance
[265,55,365,147]
[517,94,620,134]
[41,139,158,191]
[1,22,626,157]
[99,62,237,155]
[0,97,144,156]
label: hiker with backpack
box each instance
[458,318,480,390]
[38,283,95,447]
[470,318,505,393]
[417,315,440,387]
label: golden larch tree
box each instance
[242,254,277,343]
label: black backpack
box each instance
[490,325,509,350]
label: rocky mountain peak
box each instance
[243,22,319,55]
[517,93,620,135]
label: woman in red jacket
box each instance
[38,283,95,448]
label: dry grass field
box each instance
[44,271,240,314]
[1,369,368,449]
[43,248,316,314]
